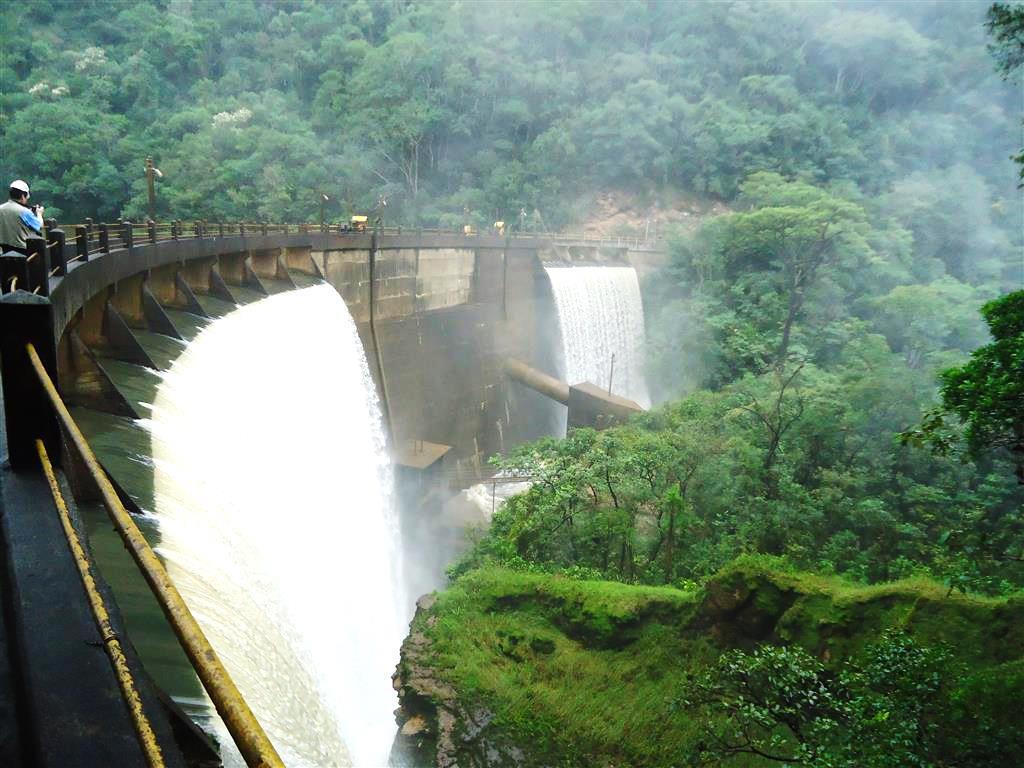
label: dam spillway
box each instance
[147,283,405,767]
[0,223,668,766]
[544,265,651,410]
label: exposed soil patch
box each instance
[576,189,731,238]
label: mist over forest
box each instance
[2,1,1023,766]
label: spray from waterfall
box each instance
[544,265,651,409]
[146,283,406,767]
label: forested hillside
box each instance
[1,0,1020,236]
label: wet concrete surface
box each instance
[0,367,191,767]
[0,371,25,766]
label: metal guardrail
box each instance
[26,342,285,768]
[36,438,167,768]
[1,218,663,299]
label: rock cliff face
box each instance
[389,561,1024,767]
[390,595,530,768]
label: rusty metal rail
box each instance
[35,438,167,768]
[26,342,284,768]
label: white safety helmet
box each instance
[9,179,29,195]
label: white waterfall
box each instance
[544,265,651,408]
[145,283,406,767]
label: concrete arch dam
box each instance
[0,226,662,767]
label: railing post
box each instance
[261,222,268,236]
[1,250,30,295]
[0,297,59,468]
[123,220,133,253]
[75,225,88,263]
[99,223,110,255]
[219,221,225,238]
[25,238,50,296]
[49,227,67,277]
[193,221,201,239]
[148,219,157,244]
[239,222,246,236]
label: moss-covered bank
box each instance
[390,557,1024,767]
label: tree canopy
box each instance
[940,290,1024,482]
[1,1,1019,227]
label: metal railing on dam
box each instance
[1,217,662,295]
[1,218,665,339]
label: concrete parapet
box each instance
[0,293,59,468]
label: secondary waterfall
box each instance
[146,283,405,767]
[544,265,651,408]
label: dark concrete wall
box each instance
[354,243,561,480]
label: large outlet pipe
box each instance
[503,357,570,404]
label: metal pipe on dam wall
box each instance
[503,357,570,404]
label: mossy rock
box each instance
[393,560,1024,767]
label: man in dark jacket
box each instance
[0,179,44,255]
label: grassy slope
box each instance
[405,556,1024,766]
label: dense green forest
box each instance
[2,1,1022,765]
[1,0,1021,232]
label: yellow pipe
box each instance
[26,343,284,768]
[35,439,166,768]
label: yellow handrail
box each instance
[36,439,166,768]
[26,343,284,768]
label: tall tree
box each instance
[939,290,1024,483]
[692,173,871,371]
[986,2,1024,182]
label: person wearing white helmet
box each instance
[0,179,44,255]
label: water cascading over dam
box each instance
[144,283,406,767]
[544,265,651,409]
